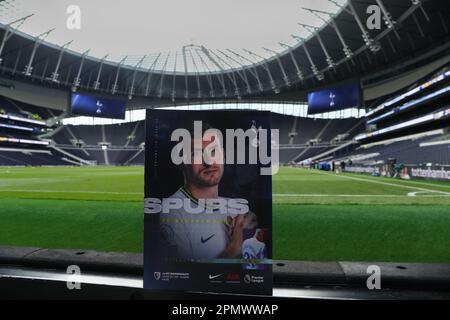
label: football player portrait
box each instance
[158,123,258,260]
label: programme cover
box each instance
[144,109,273,295]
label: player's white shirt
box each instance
[242,237,266,260]
[159,187,232,260]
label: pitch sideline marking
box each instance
[273,193,450,197]
[285,167,450,190]
[406,191,449,197]
[380,178,450,190]
[0,189,142,195]
[310,170,450,196]
[2,190,448,198]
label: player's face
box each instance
[186,134,224,188]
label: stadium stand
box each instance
[1,107,366,167]
[2,64,448,168]
[277,115,364,164]
[304,67,450,168]
[0,149,69,166]
[50,121,145,166]
[0,95,69,166]
[333,133,450,166]
[0,96,62,120]
[3,98,446,168]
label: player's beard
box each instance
[187,164,224,188]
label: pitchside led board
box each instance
[71,93,126,120]
[308,81,361,115]
[144,109,273,295]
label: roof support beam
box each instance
[144,53,162,96]
[291,35,324,81]
[129,55,146,99]
[93,54,108,90]
[205,73,214,98]
[64,64,73,84]
[298,23,335,69]
[40,57,49,81]
[331,20,354,59]
[12,47,22,76]
[230,70,240,99]
[263,47,290,88]
[310,13,353,67]
[347,0,381,52]
[0,14,33,64]
[171,52,178,101]
[412,12,425,38]
[227,49,264,92]
[221,50,254,94]
[194,73,201,99]
[365,50,372,65]
[182,46,190,100]
[415,0,430,22]
[200,46,223,72]
[217,49,252,95]
[279,42,304,81]
[302,8,354,59]
[112,56,127,95]
[200,46,228,97]
[210,50,242,99]
[328,0,352,16]
[437,11,448,34]
[375,0,400,40]
[187,50,203,98]
[243,49,277,92]
[51,40,73,83]
[193,50,216,98]
[157,52,170,98]
[386,33,396,53]
[72,49,90,92]
[193,61,203,99]
[23,28,55,77]
[406,32,416,51]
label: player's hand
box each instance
[219,215,245,258]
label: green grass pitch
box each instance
[1,166,450,263]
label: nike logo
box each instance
[209,274,222,280]
[201,234,215,244]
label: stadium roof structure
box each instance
[0,0,449,106]
[0,0,346,72]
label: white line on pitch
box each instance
[0,189,142,195]
[310,170,450,196]
[385,179,450,189]
[273,194,450,197]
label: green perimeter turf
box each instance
[0,198,143,253]
[274,204,450,262]
[0,166,450,262]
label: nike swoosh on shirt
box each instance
[209,274,222,280]
[201,234,215,244]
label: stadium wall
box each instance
[343,164,450,182]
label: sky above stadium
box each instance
[0,0,346,71]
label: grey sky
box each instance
[1,0,344,58]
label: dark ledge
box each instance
[1,246,450,290]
